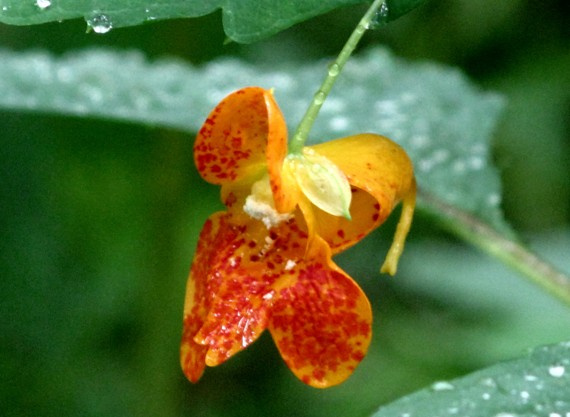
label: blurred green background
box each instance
[1,0,569,416]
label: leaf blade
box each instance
[371,341,570,417]
[0,0,427,43]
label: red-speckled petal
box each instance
[268,235,372,388]
[180,212,227,382]
[190,211,310,368]
[308,134,415,254]
[194,87,289,189]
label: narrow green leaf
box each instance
[371,341,570,417]
[0,47,507,234]
[0,0,427,43]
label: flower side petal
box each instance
[268,236,372,388]
[308,134,415,254]
[192,214,309,367]
[181,212,227,382]
[194,87,287,185]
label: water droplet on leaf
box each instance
[87,13,113,34]
[144,8,157,21]
[548,365,565,378]
[431,381,455,391]
[36,0,51,9]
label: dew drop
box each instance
[314,91,326,105]
[481,377,497,388]
[36,0,51,9]
[367,1,390,30]
[284,260,296,271]
[262,291,275,300]
[548,365,565,377]
[87,13,113,34]
[431,381,455,391]
[328,63,340,77]
[468,155,485,170]
[144,8,157,21]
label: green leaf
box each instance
[0,0,427,43]
[0,46,508,234]
[371,341,570,417]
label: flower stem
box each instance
[420,190,570,308]
[289,0,387,154]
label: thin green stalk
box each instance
[420,190,570,308]
[288,0,387,154]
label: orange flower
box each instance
[181,87,416,388]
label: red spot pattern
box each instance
[268,237,371,388]
[180,215,220,382]
[183,90,416,388]
[194,88,271,184]
[181,211,371,388]
[311,187,384,255]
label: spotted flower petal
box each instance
[309,134,416,274]
[180,212,226,382]
[181,206,372,388]
[194,87,297,213]
[181,208,310,375]
[268,235,372,388]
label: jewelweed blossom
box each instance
[181,87,416,388]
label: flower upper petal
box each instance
[268,235,372,388]
[194,87,288,190]
[308,134,415,254]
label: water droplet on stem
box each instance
[328,63,340,77]
[367,2,390,30]
[314,91,326,105]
